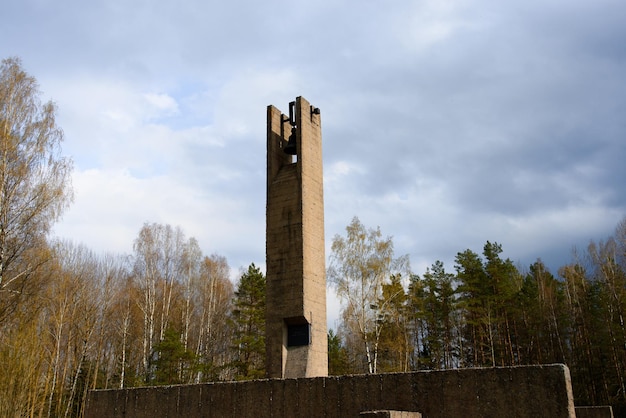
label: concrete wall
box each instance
[85,364,576,418]
[360,412,422,418]
[575,406,614,418]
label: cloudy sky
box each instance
[3,0,625,326]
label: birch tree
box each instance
[193,254,233,382]
[132,222,186,382]
[328,216,409,374]
[0,57,73,322]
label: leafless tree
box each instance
[328,217,409,373]
[0,57,73,322]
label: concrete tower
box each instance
[266,96,327,378]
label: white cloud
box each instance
[392,0,476,53]
[143,93,179,117]
[53,165,265,269]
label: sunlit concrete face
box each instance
[265,96,327,378]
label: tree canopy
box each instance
[0,57,73,322]
[327,216,626,415]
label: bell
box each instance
[284,127,297,155]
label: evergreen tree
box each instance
[328,329,350,375]
[375,274,410,372]
[515,263,542,364]
[455,248,491,367]
[406,274,428,370]
[151,327,195,385]
[482,241,521,366]
[421,261,458,369]
[587,237,626,410]
[455,243,523,367]
[230,263,266,380]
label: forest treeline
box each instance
[0,222,268,416]
[2,218,625,417]
[328,217,626,417]
[2,56,625,416]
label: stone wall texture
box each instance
[84,364,576,418]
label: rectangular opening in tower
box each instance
[287,323,311,347]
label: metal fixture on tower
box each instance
[283,101,297,155]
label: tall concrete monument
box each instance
[266,96,327,378]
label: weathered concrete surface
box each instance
[575,406,614,418]
[266,97,327,378]
[360,411,422,417]
[85,364,576,418]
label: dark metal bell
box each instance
[284,128,297,155]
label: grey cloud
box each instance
[4,0,626,277]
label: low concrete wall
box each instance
[575,406,614,418]
[360,411,422,418]
[85,364,576,418]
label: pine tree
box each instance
[375,274,410,372]
[482,241,521,366]
[328,329,350,375]
[421,261,458,369]
[230,263,265,380]
[151,327,195,385]
[455,249,490,367]
[406,274,428,370]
